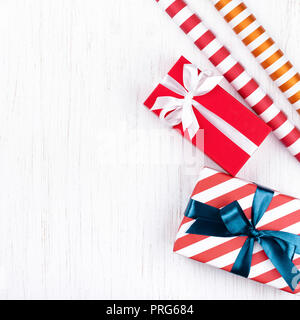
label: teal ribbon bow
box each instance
[185,186,300,291]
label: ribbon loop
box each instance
[186,185,300,291]
[219,201,252,236]
[153,64,222,139]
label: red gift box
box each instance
[144,57,271,176]
[174,167,300,294]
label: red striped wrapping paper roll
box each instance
[174,167,300,294]
[155,0,300,161]
[211,0,300,114]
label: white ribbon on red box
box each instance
[151,63,258,156]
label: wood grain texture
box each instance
[0,0,299,299]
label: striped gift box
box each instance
[174,167,300,294]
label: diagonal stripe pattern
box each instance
[174,167,300,294]
[155,0,300,162]
[211,0,300,113]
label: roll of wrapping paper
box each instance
[211,0,300,114]
[155,0,300,161]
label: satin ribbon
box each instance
[151,64,258,156]
[185,186,300,291]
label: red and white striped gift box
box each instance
[174,167,300,294]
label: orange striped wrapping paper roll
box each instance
[155,0,300,162]
[211,0,300,113]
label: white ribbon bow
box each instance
[152,64,258,156]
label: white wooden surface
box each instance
[0,0,300,300]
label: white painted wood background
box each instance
[0,0,299,300]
